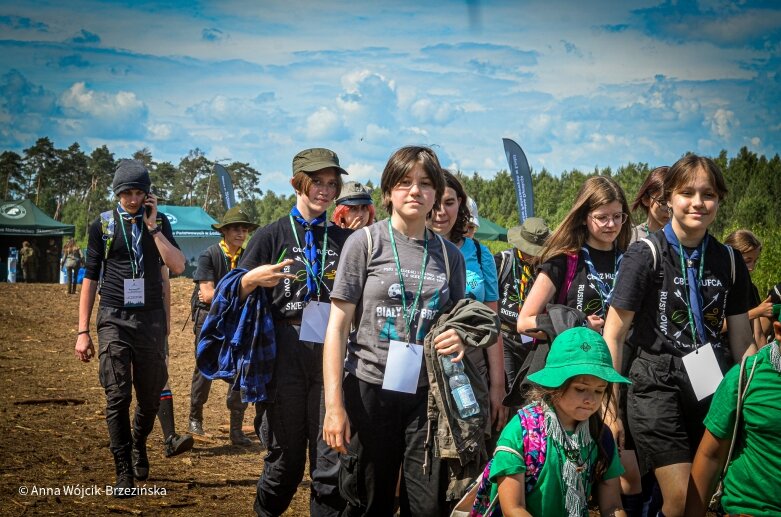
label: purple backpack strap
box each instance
[556,253,578,305]
[519,405,547,491]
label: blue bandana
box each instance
[290,207,327,301]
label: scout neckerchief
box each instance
[289,207,328,301]
[512,249,533,304]
[664,223,708,346]
[116,205,143,278]
[580,244,621,317]
[218,239,241,270]
[387,219,428,342]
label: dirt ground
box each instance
[0,279,310,516]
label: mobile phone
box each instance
[145,195,153,217]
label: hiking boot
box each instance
[164,433,194,458]
[112,449,135,498]
[229,409,252,446]
[188,418,205,436]
[131,431,149,481]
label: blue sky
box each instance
[1,0,779,194]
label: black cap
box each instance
[112,159,151,195]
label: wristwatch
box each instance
[148,225,162,235]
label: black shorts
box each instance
[626,349,710,474]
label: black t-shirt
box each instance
[538,244,620,317]
[84,209,179,310]
[495,248,536,327]
[611,233,752,355]
[192,242,242,307]
[238,215,351,321]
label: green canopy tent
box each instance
[0,200,75,282]
[473,216,507,242]
[158,205,221,278]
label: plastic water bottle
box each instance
[440,353,479,418]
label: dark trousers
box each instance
[97,306,167,455]
[190,312,247,419]
[340,374,446,517]
[66,267,78,292]
[502,329,531,389]
[254,324,343,517]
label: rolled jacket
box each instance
[423,298,500,501]
[195,268,277,403]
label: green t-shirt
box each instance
[704,342,781,516]
[488,405,623,516]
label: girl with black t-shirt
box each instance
[629,166,670,243]
[517,176,631,337]
[604,155,756,517]
[237,148,352,517]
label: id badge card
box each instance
[521,334,534,346]
[681,343,723,400]
[299,301,331,344]
[382,340,423,394]
[123,278,145,308]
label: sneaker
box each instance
[164,433,194,458]
[188,418,205,436]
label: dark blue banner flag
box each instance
[502,138,535,223]
[213,164,236,210]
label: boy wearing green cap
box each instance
[485,327,628,516]
[189,207,259,444]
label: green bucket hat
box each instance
[292,148,348,176]
[211,206,259,231]
[527,327,630,388]
[508,217,550,257]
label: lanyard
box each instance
[580,246,621,317]
[511,251,533,304]
[117,209,140,279]
[387,219,428,342]
[288,215,329,299]
[676,237,707,346]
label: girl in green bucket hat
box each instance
[483,326,630,516]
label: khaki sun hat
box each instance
[211,206,259,231]
[507,217,551,257]
[292,148,348,176]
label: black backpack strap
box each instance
[473,238,483,275]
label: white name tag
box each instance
[681,343,723,400]
[123,278,145,308]
[521,334,534,345]
[299,301,331,344]
[382,340,423,394]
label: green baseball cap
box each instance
[292,148,348,176]
[212,206,259,231]
[528,327,630,388]
[508,217,550,257]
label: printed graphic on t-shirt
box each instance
[372,264,448,343]
[281,246,340,312]
[657,273,728,348]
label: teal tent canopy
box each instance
[158,205,221,277]
[0,199,75,236]
[473,216,507,242]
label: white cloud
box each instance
[58,82,148,138]
[305,107,347,140]
[344,161,378,183]
[709,108,737,140]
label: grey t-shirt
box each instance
[330,220,466,386]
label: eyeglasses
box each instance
[589,212,629,226]
[649,195,666,207]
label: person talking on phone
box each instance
[74,159,185,497]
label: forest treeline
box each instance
[1,138,778,292]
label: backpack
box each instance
[452,404,616,517]
[639,232,735,287]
